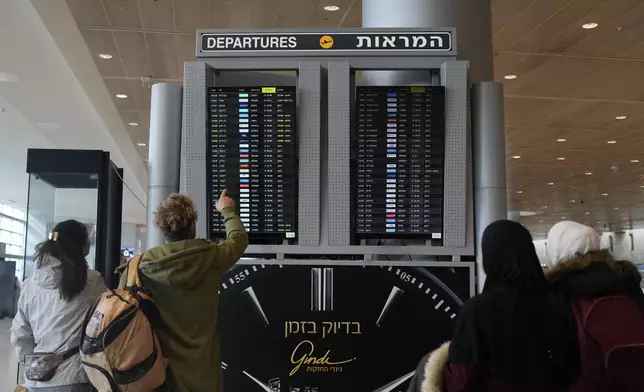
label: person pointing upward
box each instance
[118,190,248,392]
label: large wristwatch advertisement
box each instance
[219,261,473,392]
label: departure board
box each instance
[207,86,297,239]
[354,86,445,240]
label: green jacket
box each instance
[118,208,248,392]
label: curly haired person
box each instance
[118,190,248,392]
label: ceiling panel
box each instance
[340,0,361,28]
[273,0,317,28]
[112,32,153,78]
[127,79,152,111]
[103,0,143,29]
[210,0,249,29]
[79,30,126,78]
[175,34,197,77]
[492,0,539,34]
[138,0,175,31]
[245,0,279,28]
[103,78,135,110]
[175,0,211,32]
[309,0,356,28]
[66,0,109,28]
[493,0,571,51]
[539,0,644,55]
[146,33,180,80]
[508,0,609,52]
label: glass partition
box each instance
[24,173,99,278]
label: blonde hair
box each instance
[153,194,198,241]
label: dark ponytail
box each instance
[34,220,89,301]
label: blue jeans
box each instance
[29,385,92,392]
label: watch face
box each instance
[219,263,470,392]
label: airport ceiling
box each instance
[65,0,644,237]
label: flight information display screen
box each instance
[354,86,445,240]
[207,86,297,240]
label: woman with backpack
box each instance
[546,221,644,392]
[11,220,106,391]
[408,220,579,392]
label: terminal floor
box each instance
[1,318,19,390]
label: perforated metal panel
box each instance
[327,63,352,246]
[297,62,322,245]
[181,62,209,238]
[441,61,469,247]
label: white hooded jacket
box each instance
[11,254,105,388]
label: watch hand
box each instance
[242,371,272,392]
[376,286,404,326]
[242,286,270,326]
[372,370,415,392]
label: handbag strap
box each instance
[60,346,80,361]
[126,254,144,289]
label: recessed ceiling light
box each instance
[571,200,576,203]
[585,171,593,175]
[547,182,554,186]
[116,93,128,99]
[585,212,590,215]
[640,185,644,188]
[557,157,566,161]
[516,191,523,194]
[543,205,548,208]
[512,155,521,159]
[561,216,566,219]
[128,122,139,127]
[324,5,340,11]
[504,74,517,80]
[557,138,567,142]
[616,116,627,120]
[607,140,617,144]
[631,159,639,163]
[602,193,608,196]
[582,22,599,29]
[614,207,619,210]
[539,220,544,223]
[622,217,628,220]
[137,142,146,147]
[98,53,113,60]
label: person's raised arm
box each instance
[214,189,248,270]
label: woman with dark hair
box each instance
[11,220,105,392]
[408,220,578,392]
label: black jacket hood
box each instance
[545,250,620,298]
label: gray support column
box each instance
[362,0,450,86]
[362,0,494,84]
[472,82,507,289]
[146,83,183,249]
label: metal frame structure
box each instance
[182,28,473,258]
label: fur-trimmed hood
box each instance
[420,342,450,392]
[545,250,619,298]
